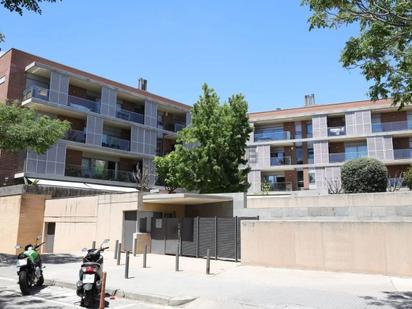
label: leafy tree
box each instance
[302,0,412,108]
[341,157,388,193]
[404,165,412,189]
[154,152,182,193]
[1,0,61,47]
[155,84,253,194]
[0,103,70,154]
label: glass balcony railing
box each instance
[327,126,346,136]
[163,122,185,132]
[394,149,412,160]
[372,121,411,132]
[116,108,144,124]
[254,130,291,142]
[65,164,135,183]
[23,86,49,101]
[68,95,100,113]
[64,129,85,143]
[270,156,292,166]
[263,182,292,192]
[329,151,368,163]
[102,134,130,151]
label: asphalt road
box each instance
[0,277,168,309]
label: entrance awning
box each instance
[143,193,232,205]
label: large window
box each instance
[345,142,368,160]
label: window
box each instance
[306,122,313,138]
[345,142,367,160]
[296,146,303,164]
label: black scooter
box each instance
[76,239,109,308]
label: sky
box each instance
[0,1,371,112]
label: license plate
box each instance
[16,259,27,267]
[82,274,95,284]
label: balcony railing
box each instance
[254,130,291,142]
[116,108,144,124]
[68,95,100,113]
[102,134,130,151]
[394,149,412,160]
[270,156,292,166]
[263,182,292,192]
[327,126,346,136]
[163,122,185,132]
[23,86,49,101]
[329,151,368,163]
[64,129,85,143]
[65,164,135,183]
[372,121,411,133]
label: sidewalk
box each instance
[21,252,412,308]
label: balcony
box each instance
[65,164,135,183]
[116,108,144,124]
[372,121,410,133]
[64,129,85,143]
[329,151,368,163]
[270,156,291,166]
[102,134,130,151]
[68,95,100,113]
[23,86,49,101]
[254,130,291,142]
[327,126,346,136]
[163,122,185,132]
[394,149,412,160]
[264,182,292,191]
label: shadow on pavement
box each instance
[361,291,412,309]
[0,288,60,309]
[0,253,82,267]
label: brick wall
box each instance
[329,142,345,154]
[327,116,345,127]
[0,51,12,103]
[380,111,407,123]
[387,165,410,178]
[392,137,409,150]
[57,115,85,131]
[118,158,139,172]
[0,150,19,184]
[65,149,82,166]
[68,85,88,98]
[283,122,295,139]
[284,171,297,191]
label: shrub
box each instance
[404,165,412,190]
[341,158,387,193]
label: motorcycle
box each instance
[76,239,110,307]
[15,237,45,295]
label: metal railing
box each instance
[263,182,293,191]
[68,95,100,113]
[372,121,411,132]
[394,149,412,160]
[329,151,368,163]
[23,86,49,101]
[254,130,291,142]
[327,126,346,136]
[64,129,85,143]
[163,122,186,132]
[116,108,144,124]
[65,164,135,183]
[102,134,130,151]
[270,156,292,166]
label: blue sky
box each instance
[0,1,370,112]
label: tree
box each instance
[0,103,70,154]
[154,152,182,193]
[341,157,388,193]
[155,84,253,194]
[302,0,412,108]
[404,165,412,189]
[1,0,61,47]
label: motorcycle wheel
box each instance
[19,271,30,295]
[83,290,94,308]
[36,275,44,286]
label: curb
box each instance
[44,279,196,306]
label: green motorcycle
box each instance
[15,239,45,295]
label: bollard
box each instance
[125,251,130,279]
[114,240,119,259]
[143,245,147,268]
[206,248,210,275]
[133,238,138,256]
[98,272,107,309]
[175,243,180,272]
[92,241,96,250]
[117,243,122,266]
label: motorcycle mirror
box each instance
[15,244,20,249]
[81,248,88,252]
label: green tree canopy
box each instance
[302,0,412,108]
[154,84,253,194]
[0,103,70,154]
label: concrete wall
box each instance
[0,195,21,254]
[241,220,412,277]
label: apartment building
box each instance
[247,96,412,194]
[0,49,191,188]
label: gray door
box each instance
[123,211,137,252]
[45,222,55,253]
